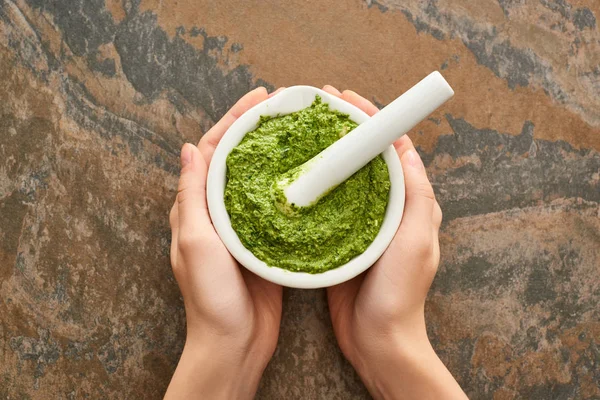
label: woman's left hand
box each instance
[165,87,283,400]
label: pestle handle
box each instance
[283,71,454,207]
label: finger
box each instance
[169,202,179,230]
[393,135,412,151]
[198,87,269,163]
[433,201,443,230]
[175,143,249,307]
[177,143,212,251]
[169,203,179,267]
[322,85,342,97]
[432,224,441,274]
[268,87,286,98]
[397,146,435,245]
[341,89,379,116]
[431,202,443,272]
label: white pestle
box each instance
[282,71,455,207]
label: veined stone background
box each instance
[0,0,599,398]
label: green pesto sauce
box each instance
[224,96,390,274]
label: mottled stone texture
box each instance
[0,0,598,398]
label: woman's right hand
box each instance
[323,86,467,400]
[165,87,284,400]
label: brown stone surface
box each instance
[0,0,598,398]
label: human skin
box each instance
[323,85,467,400]
[164,86,466,399]
[165,87,283,399]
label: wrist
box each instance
[165,337,269,400]
[189,336,267,391]
[349,312,429,385]
[353,331,466,400]
[352,329,431,396]
[370,336,436,399]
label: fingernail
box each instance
[181,143,193,167]
[406,149,424,170]
[268,87,285,98]
[324,85,342,96]
[393,135,410,150]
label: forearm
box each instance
[164,340,265,400]
[357,335,467,400]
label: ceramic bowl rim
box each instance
[206,85,405,289]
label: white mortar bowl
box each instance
[207,86,405,289]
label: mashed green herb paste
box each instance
[224,96,390,274]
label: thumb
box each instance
[177,143,212,244]
[398,147,435,243]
